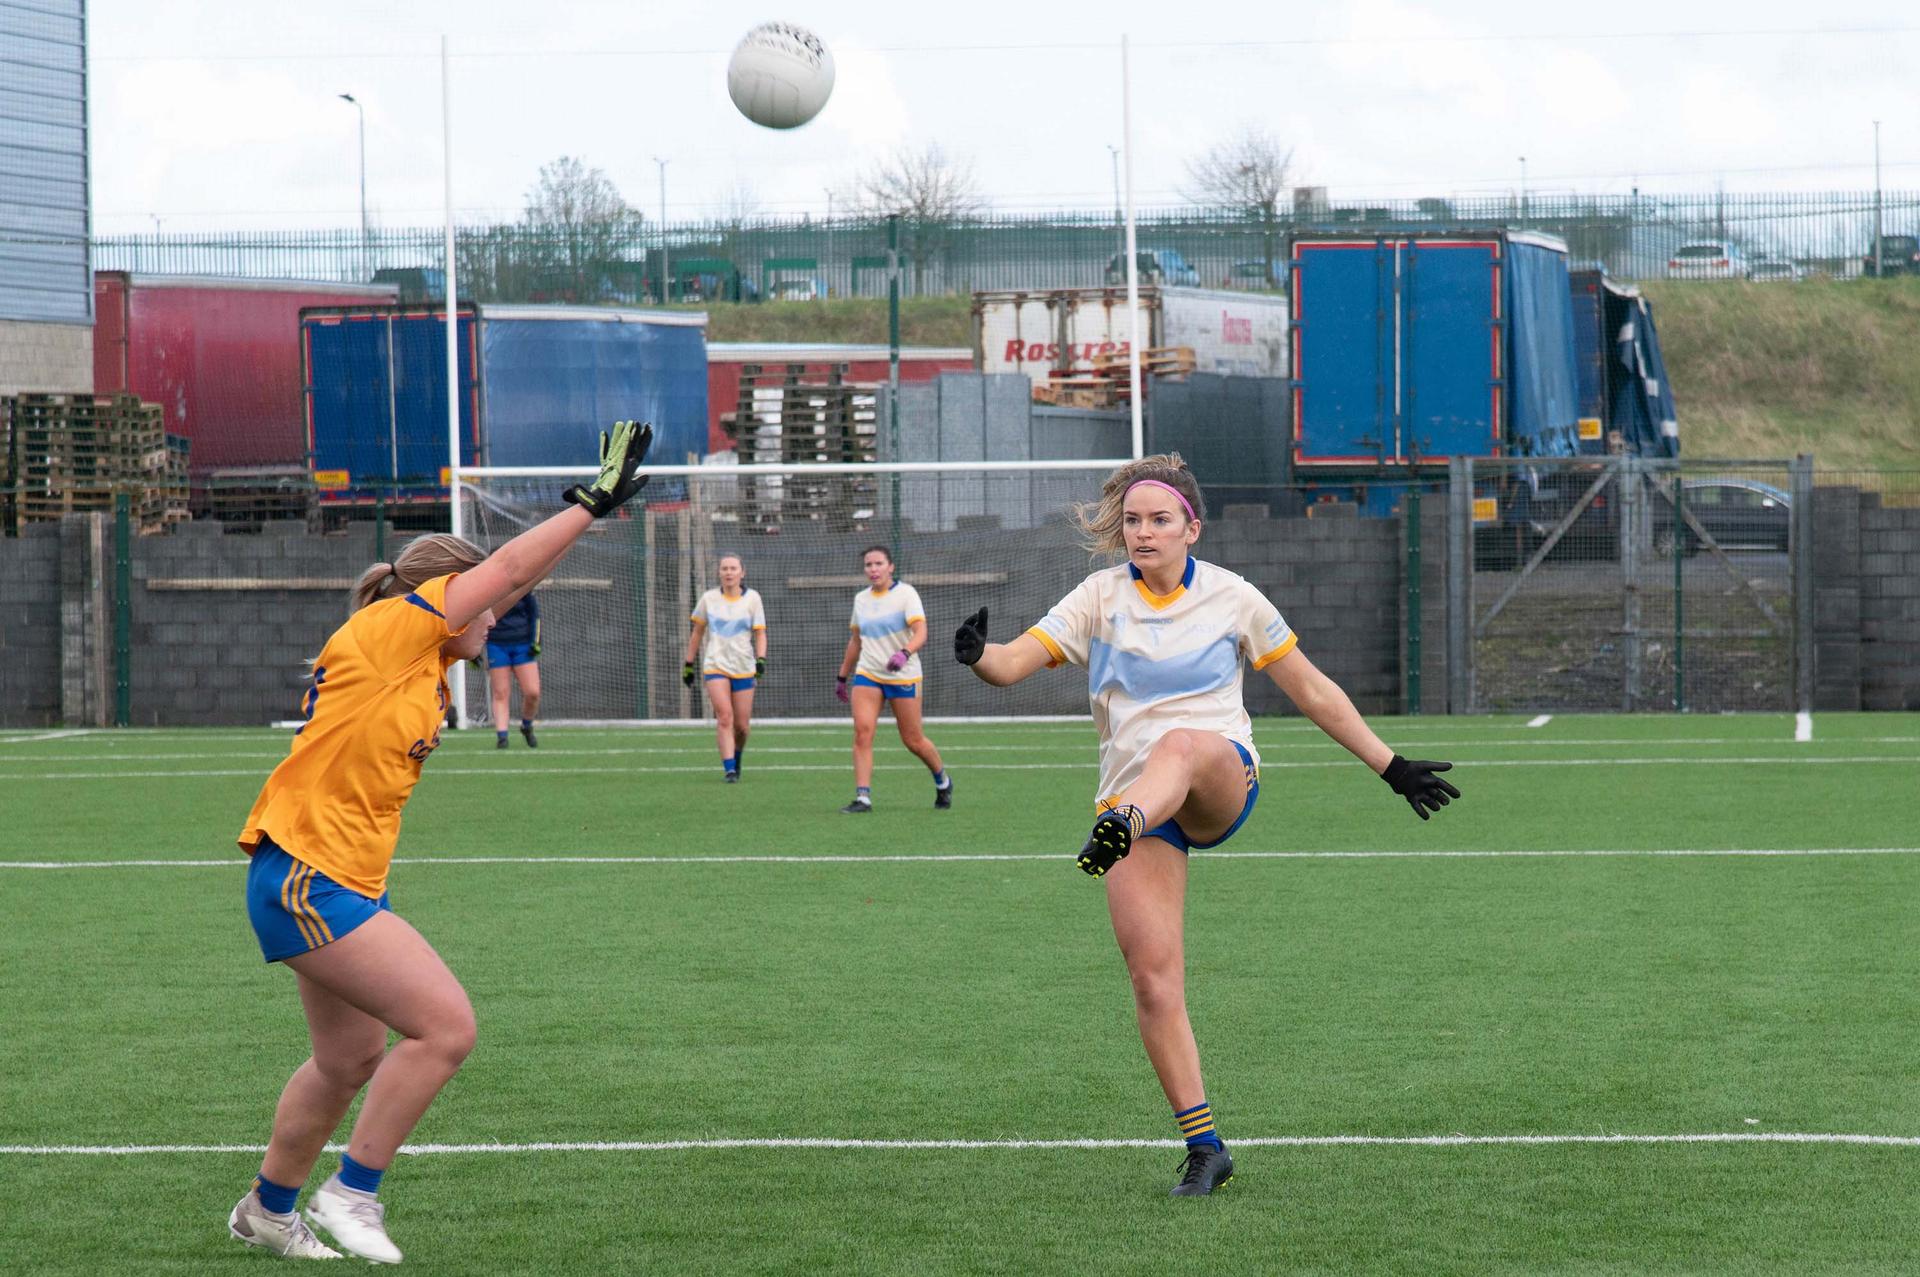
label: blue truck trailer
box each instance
[1567,268,1679,459]
[302,303,708,505]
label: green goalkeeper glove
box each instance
[755,656,766,679]
[564,420,653,518]
[682,661,697,688]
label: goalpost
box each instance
[454,458,1129,728]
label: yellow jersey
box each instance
[238,573,467,898]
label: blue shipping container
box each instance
[1568,269,1680,458]
[1289,232,1582,467]
[303,303,708,501]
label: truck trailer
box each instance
[302,303,707,506]
[971,285,1289,389]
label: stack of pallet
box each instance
[2,393,190,534]
[195,465,317,526]
[722,364,880,531]
[1033,346,1198,408]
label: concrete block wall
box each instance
[1856,493,1920,711]
[0,319,92,398]
[0,523,62,725]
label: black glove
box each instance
[682,661,696,688]
[954,607,989,666]
[564,420,653,517]
[1382,754,1460,820]
[755,656,766,679]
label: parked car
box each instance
[1862,234,1920,277]
[1653,478,1791,556]
[1666,241,1747,280]
[1105,249,1199,287]
[1222,259,1284,290]
[1747,255,1806,282]
[767,277,825,301]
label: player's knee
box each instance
[1126,962,1185,1018]
[427,1007,478,1070]
[713,708,734,731]
[316,1042,385,1092]
[1151,731,1197,767]
[520,690,540,717]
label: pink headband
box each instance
[1126,479,1196,522]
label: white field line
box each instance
[11,736,1918,767]
[5,847,1919,870]
[1527,715,1553,728]
[5,755,1918,783]
[1797,711,1814,742]
[5,1132,1918,1156]
[0,729,93,744]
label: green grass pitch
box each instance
[2,711,1918,1274]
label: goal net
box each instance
[454,460,1124,724]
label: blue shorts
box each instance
[704,673,756,692]
[486,641,537,668]
[245,836,391,963]
[1141,740,1261,854]
[850,674,918,700]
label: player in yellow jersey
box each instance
[225,422,652,1263]
[683,553,767,782]
[954,454,1460,1198]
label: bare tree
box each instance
[521,156,645,303]
[1182,127,1295,285]
[843,143,984,293]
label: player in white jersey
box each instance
[954,454,1460,1197]
[683,554,767,783]
[834,545,953,813]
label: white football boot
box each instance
[305,1174,404,1265]
[229,1189,342,1259]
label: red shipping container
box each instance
[704,343,972,454]
[94,272,398,474]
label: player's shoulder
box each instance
[1191,557,1250,589]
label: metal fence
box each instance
[86,189,1920,301]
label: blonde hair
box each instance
[1070,453,1206,555]
[349,532,487,613]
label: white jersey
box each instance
[1025,557,1296,803]
[850,582,927,683]
[691,588,766,677]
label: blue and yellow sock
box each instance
[1109,804,1148,841]
[253,1174,300,1215]
[933,769,950,789]
[1176,1101,1223,1150]
[495,729,508,744]
[856,786,872,802]
[338,1152,384,1196]
[723,756,739,776]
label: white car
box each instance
[1667,241,1747,280]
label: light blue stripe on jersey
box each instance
[1088,634,1239,702]
[706,615,754,637]
[859,612,911,638]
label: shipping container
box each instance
[93,272,399,475]
[971,286,1288,388]
[1289,232,1582,468]
[704,343,971,453]
[302,303,707,504]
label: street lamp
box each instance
[653,156,669,302]
[338,93,369,279]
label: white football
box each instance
[726,22,835,130]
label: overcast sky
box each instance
[88,0,1919,235]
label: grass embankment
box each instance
[675,285,1919,471]
[1643,278,1920,471]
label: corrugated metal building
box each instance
[0,0,91,395]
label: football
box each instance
[726,21,835,130]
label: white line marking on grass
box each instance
[1797,711,1814,742]
[1527,715,1553,728]
[6,1132,1919,1156]
[6,847,1918,870]
[0,729,93,745]
[7,755,1917,783]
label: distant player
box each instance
[487,589,542,748]
[683,553,766,782]
[226,422,652,1263]
[954,453,1458,1197]
[834,545,952,812]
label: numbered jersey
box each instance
[692,588,766,677]
[850,582,926,683]
[1025,557,1296,803]
[239,573,466,898]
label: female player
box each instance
[683,553,767,782]
[487,589,541,749]
[953,454,1459,1197]
[834,544,953,813]
[226,422,652,1262]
